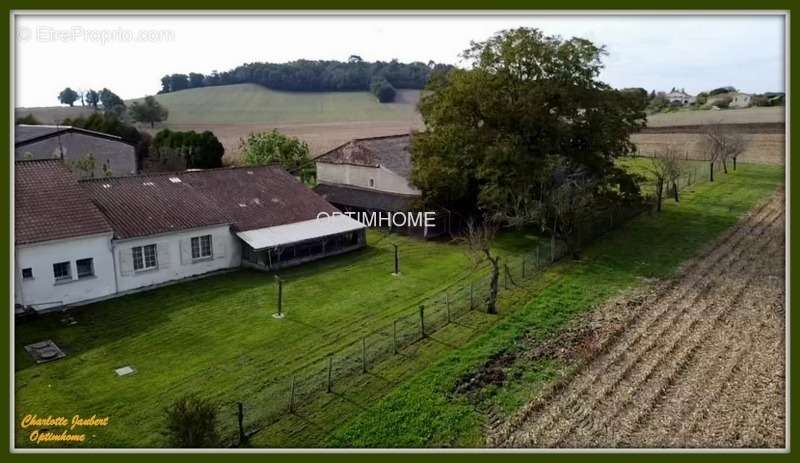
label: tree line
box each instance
[157,57,452,103]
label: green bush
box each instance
[164,394,220,448]
[153,129,224,169]
[370,78,397,103]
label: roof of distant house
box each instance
[315,134,412,179]
[81,165,339,239]
[15,160,113,245]
[315,183,418,212]
[14,124,131,147]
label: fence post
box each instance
[393,319,399,354]
[469,283,474,310]
[327,354,333,392]
[288,376,296,413]
[237,402,246,446]
[521,256,526,279]
[361,337,367,373]
[445,294,451,323]
[419,305,425,338]
[504,267,510,289]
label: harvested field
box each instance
[632,132,785,166]
[646,106,785,127]
[493,189,786,449]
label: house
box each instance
[314,134,448,237]
[730,92,753,108]
[14,124,137,178]
[665,90,695,106]
[14,160,366,313]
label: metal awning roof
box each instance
[236,214,366,250]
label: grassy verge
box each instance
[327,162,784,448]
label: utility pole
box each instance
[273,275,284,319]
[392,244,400,276]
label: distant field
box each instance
[16,84,424,162]
[646,106,785,127]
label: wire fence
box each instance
[205,198,656,447]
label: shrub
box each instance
[164,394,220,448]
[370,78,397,103]
[153,129,224,169]
[239,129,313,182]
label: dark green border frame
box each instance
[1,4,795,461]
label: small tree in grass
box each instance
[462,220,501,314]
[699,123,748,180]
[649,145,684,211]
[164,394,220,448]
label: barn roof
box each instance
[314,183,417,212]
[315,134,412,179]
[81,165,340,239]
[15,160,113,245]
[15,124,131,147]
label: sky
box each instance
[14,13,786,108]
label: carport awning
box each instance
[236,214,365,251]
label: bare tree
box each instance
[462,220,501,315]
[698,123,749,180]
[649,145,684,210]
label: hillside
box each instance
[646,106,785,127]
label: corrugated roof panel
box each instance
[236,214,365,250]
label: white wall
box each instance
[15,233,116,309]
[113,225,241,293]
[317,163,420,196]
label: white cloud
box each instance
[14,13,785,107]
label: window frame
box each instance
[76,258,95,279]
[132,244,158,272]
[191,235,213,260]
[21,268,33,280]
[52,261,71,282]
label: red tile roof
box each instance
[15,160,113,245]
[81,165,339,239]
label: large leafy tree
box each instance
[240,130,313,182]
[99,88,126,116]
[412,28,646,221]
[411,28,646,312]
[152,129,224,169]
[129,95,169,128]
[58,87,79,107]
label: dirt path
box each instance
[492,189,786,448]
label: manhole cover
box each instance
[24,340,66,364]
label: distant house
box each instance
[14,160,365,313]
[665,90,695,106]
[314,134,448,237]
[14,124,137,178]
[730,93,753,108]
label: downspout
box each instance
[110,238,120,294]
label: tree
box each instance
[411,27,644,225]
[169,74,190,92]
[62,112,148,165]
[462,220,501,314]
[58,87,79,107]
[239,130,313,182]
[99,88,126,116]
[370,78,396,103]
[85,89,100,109]
[649,145,684,211]
[164,394,220,448]
[152,129,224,169]
[698,123,748,180]
[412,28,645,310]
[129,96,169,128]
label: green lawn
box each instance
[14,229,536,448]
[327,163,784,447]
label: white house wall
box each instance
[15,233,116,309]
[113,225,241,293]
[317,163,420,196]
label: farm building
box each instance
[730,92,753,108]
[14,124,138,178]
[14,160,365,313]
[314,134,449,237]
[665,90,695,106]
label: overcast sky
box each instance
[14,13,785,108]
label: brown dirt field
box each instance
[145,119,424,164]
[632,132,785,166]
[492,189,786,448]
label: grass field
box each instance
[14,229,537,448]
[326,162,784,448]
